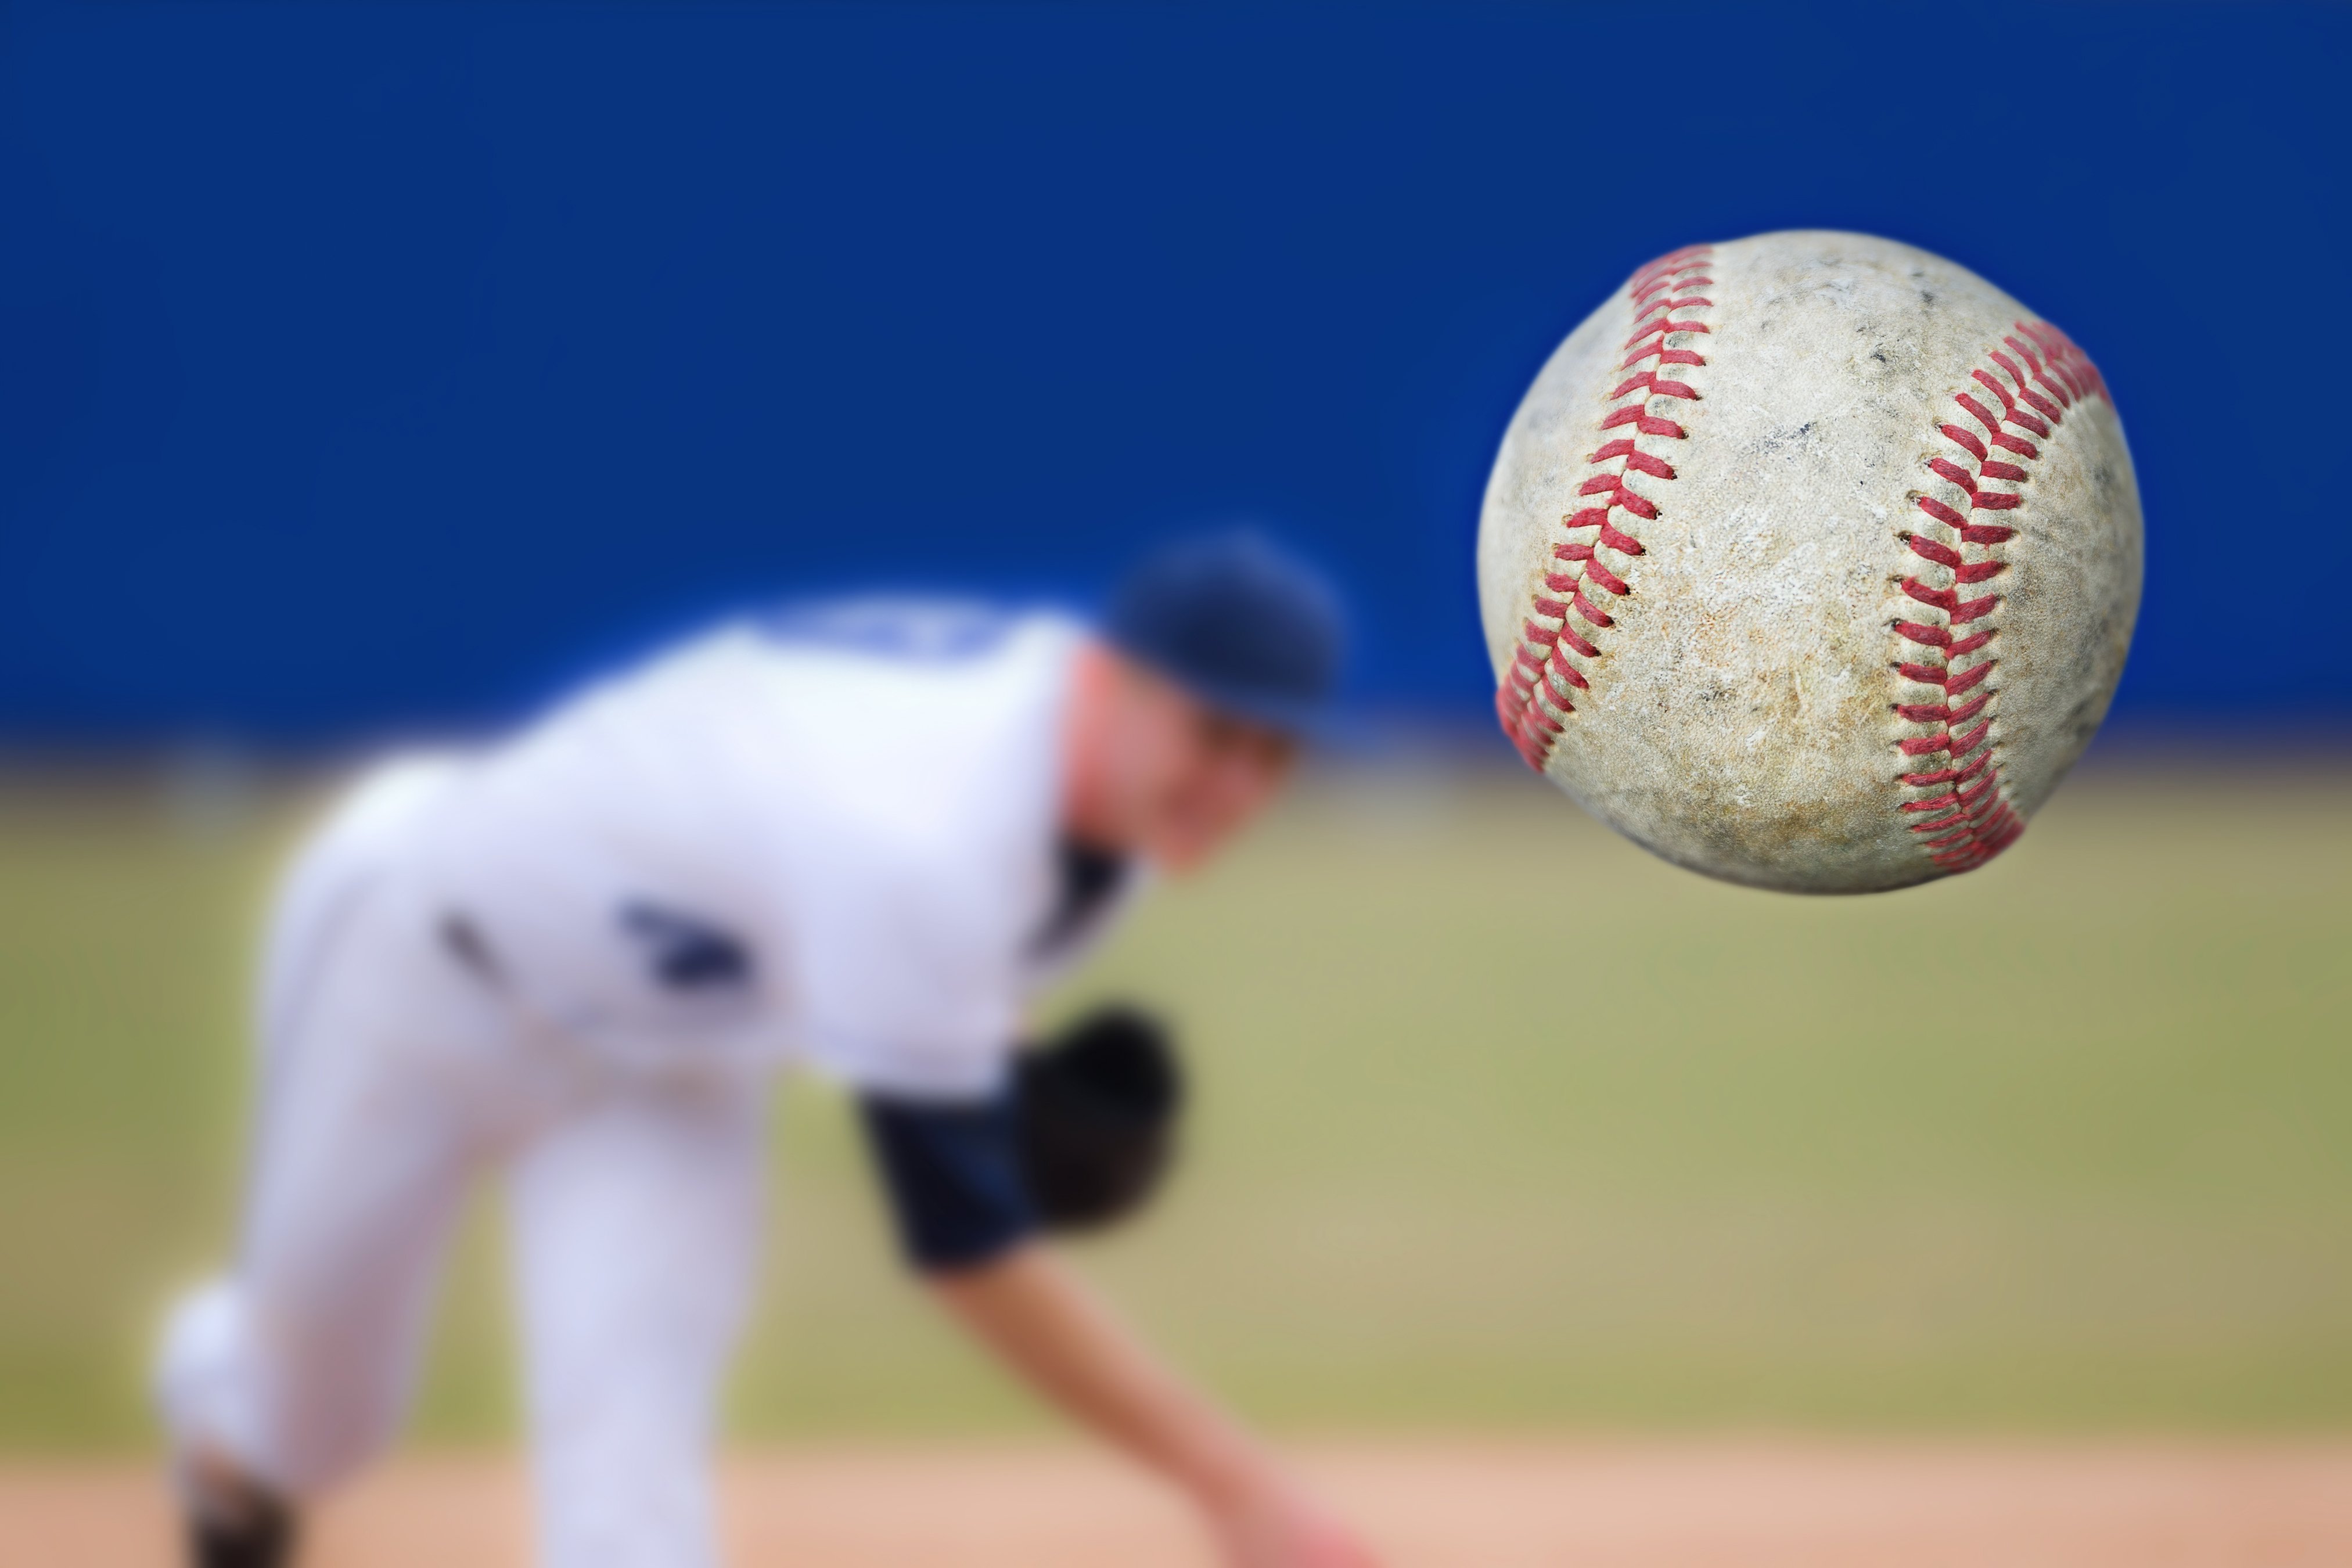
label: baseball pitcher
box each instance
[156,533,1381,1568]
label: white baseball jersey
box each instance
[412,601,1132,1096]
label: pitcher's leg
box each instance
[158,983,483,1498]
[509,1080,769,1568]
[158,783,512,1509]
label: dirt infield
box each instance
[8,1442,2352,1568]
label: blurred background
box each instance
[2,0,2348,1458]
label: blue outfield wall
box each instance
[1,1,2347,742]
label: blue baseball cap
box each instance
[1103,530,1346,738]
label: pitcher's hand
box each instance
[1204,1476,1383,1568]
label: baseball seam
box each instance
[1498,245,1715,769]
[1891,320,2108,873]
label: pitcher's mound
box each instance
[9,1442,2352,1567]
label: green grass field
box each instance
[1,756,2347,1451]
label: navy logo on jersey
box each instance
[618,900,753,991]
[756,596,1016,662]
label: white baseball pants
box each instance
[157,760,772,1568]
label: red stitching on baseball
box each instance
[1891,318,2107,872]
[1498,245,1713,768]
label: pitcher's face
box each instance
[1063,646,1297,872]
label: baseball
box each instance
[1478,230,2143,893]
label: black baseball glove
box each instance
[1015,1004,1185,1232]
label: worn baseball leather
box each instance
[1479,231,2142,893]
